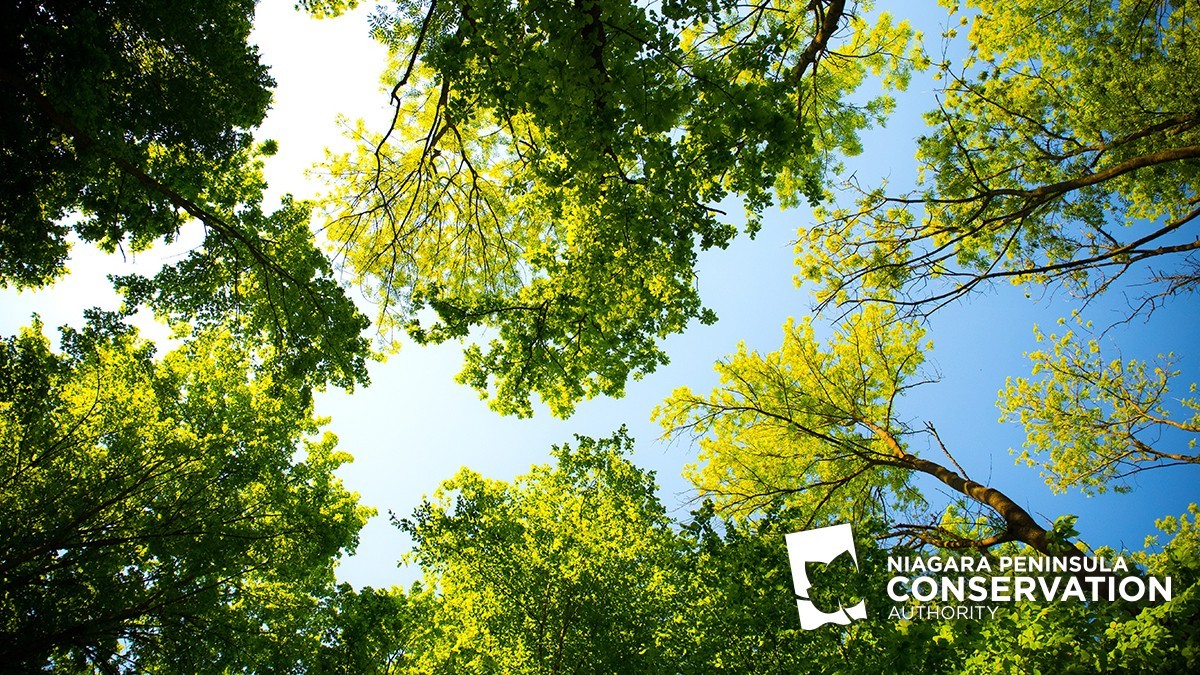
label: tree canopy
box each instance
[316,0,925,416]
[1,0,371,390]
[655,305,1082,557]
[0,320,371,671]
[0,0,270,287]
[392,431,681,672]
[780,0,1200,537]
[799,0,1200,315]
[312,434,1200,673]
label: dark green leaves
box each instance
[0,0,271,286]
[1,0,371,392]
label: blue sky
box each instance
[3,0,1195,591]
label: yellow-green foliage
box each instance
[320,0,924,417]
[799,0,1200,310]
[395,431,679,673]
[656,305,927,522]
[999,315,1200,495]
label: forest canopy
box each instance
[1,0,1197,671]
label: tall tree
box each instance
[0,319,372,671]
[655,308,1200,668]
[656,305,1084,557]
[394,431,682,672]
[788,0,1200,508]
[651,0,1200,665]
[799,0,1200,315]
[0,0,268,287]
[312,0,925,416]
[1,0,370,390]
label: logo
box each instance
[783,524,1174,627]
[785,523,867,629]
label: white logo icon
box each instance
[785,523,868,629]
